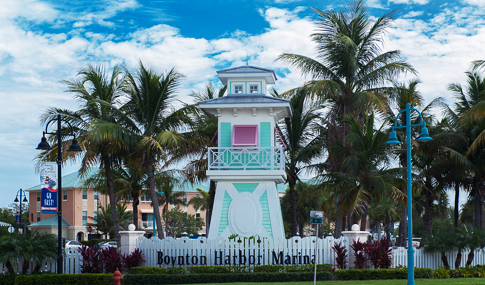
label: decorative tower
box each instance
[199,65,292,239]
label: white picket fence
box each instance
[0,248,82,274]
[2,237,485,274]
[138,236,344,267]
[392,246,485,269]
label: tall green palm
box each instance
[179,82,227,234]
[88,203,133,238]
[277,0,415,237]
[276,87,324,237]
[447,70,485,228]
[98,62,192,238]
[39,64,128,244]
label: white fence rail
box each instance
[138,236,347,267]
[0,248,82,274]
[392,246,485,269]
[2,237,485,274]
[208,147,284,171]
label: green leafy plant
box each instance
[332,241,348,269]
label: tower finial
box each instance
[246,53,249,65]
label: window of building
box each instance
[196,213,200,221]
[249,84,259,93]
[94,191,98,201]
[36,192,41,202]
[36,212,40,222]
[82,211,87,226]
[234,84,243,94]
[183,194,187,204]
[232,125,258,146]
[94,209,97,221]
[82,189,87,200]
[196,194,200,198]
[63,190,67,201]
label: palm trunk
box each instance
[289,177,297,237]
[207,180,216,234]
[102,154,121,244]
[441,252,450,268]
[299,223,304,238]
[335,216,343,238]
[132,191,140,230]
[5,260,14,274]
[360,205,368,231]
[421,176,434,247]
[455,250,462,269]
[146,159,164,238]
[467,248,475,266]
[397,202,407,247]
[454,183,460,228]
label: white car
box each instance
[98,241,117,248]
[65,240,82,250]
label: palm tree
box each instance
[88,203,133,238]
[38,64,127,244]
[383,79,424,246]
[276,87,324,237]
[277,0,415,237]
[188,188,210,231]
[447,70,485,228]
[0,231,57,274]
[97,62,192,238]
[179,82,227,234]
[154,173,186,237]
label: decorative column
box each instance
[119,224,146,256]
[341,224,370,269]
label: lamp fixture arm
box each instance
[42,116,77,138]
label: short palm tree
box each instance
[0,231,57,274]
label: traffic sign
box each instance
[310,217,323,224]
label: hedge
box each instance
[123,272,332,284]
[130,264,333,275]
[13,273,114,285]
[334,268,433,280]
[0,274,15,285]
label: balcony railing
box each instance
[208,147,284,171]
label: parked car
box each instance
[98,241,118,248]
[65,240,82,250]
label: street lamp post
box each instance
[36,114,82,274]
[386,103,432,285]
[14,188,28,233]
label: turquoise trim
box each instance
[220,122,232,147]
[233,183,259,193]
[260,122,271,147]
[259,191,272,237]
[218,191,233,235]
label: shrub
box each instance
[0,273,15,285]
[332,241,348,269]
[13,273,113,285]
[363,240,392,269]
[434,267,451,279]
[334,268,433,280]
[123,272,332,284]
[122,248,146,272]
[102,246,123,273]
[350,240,367,269]
[79,245,103,273]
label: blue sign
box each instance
[41,187,57,214]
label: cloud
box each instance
[389,0,430,4]
[463,0,485,6]
[403,11,424,18]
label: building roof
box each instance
[217,65,277,85]
[28,216,70,227]
[0,221,12,227]
[25,168,98,191]
[198,94,292,120]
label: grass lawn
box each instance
[183,279,485,285]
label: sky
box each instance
[1,0,484,209]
